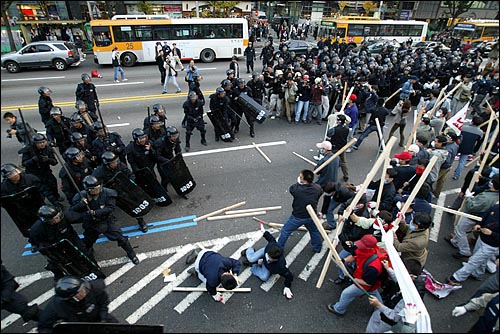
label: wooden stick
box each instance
[478,104,497,157]
[489,154,499,166]
[405,107,426,151]
[173,287,251,292]
[194,201,246,222]
[465,155,480,168]
[383,88,402,107]
[292,151,317,166]
[339,87,355,114]
[225,206,282,215]
[428,87,445,116]
[375,118,386,151]
[435,82,463,108]
[342,81,348,102]
[207,211,266,221]
[313,138,357,174]
[478,113,498,128]
[429,203,482,221]
[375,154,391,211]
[252,142,272,164]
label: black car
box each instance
[274,40,318,60]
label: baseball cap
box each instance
[394,151,413,161]
[349,94,357,101]
[409,75,419,81]
[355,234,378,250]
[303,74,310,80]
[316,141,332,151]
[408,144,420,154]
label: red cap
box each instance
[355,234,378,250]
[394,151,413,161]
[349,94,357,101]
[303,74,310,80]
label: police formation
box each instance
[1,72,200,320]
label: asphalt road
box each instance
[0,54,491,333]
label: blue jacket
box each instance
[400,80,412,100]
[344,103,358,128]
[262,231,294,288]
[198,251,241,295]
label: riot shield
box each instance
[206,109,233,142]
[134,167,172,207]
[236,93,268,124]
[160,154,196,196]
[1,186,45,237]
[104,171,154,218]
[53,322,164,334]
[42,239,105,280]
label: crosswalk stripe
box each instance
[298,240,330,282]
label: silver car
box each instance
[1,41,81,73]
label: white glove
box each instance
[465,189,475,198]
[211,292,224,302]
[283,287,293,300]
[452,306,467,317]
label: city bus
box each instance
[452,20,498,43]
[318,16,428,46]
[90,15,249,66]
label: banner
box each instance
[446,102,470,135]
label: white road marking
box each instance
[197,67,217,71]
[1,290,54,329]
[430,188,460,243]
[1,76,65,82]
[184,141,287,157]
[260,232,311,291]
[298,239,330,282]
[95,82,144,87]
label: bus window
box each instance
[337,28,346,39]
[216,24,231,38]
[379,25,394,36]
[483,26,497,38]
[393,25,408,36]
[364,25,379,36]
[408,25,423,36]
[92,26,111,47]
[472,27,482,40]
[152,26,175,40]
[348,24,364,36]
[232,24,243,38]
[134,26,152,41]
[113,26,133,42]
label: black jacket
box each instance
[154,136,182,164]
[38,95,53,124]
[59,159,94,203]
[29,218,83,253]
[75,82,99,112]
[126,140,157,172]
[289,182,323,219]
[262,231,294,288]
[22,145,58,177]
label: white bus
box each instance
[90,15,249,66]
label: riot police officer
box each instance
[70,176,140,264]
[75,73,99,114]
[93,151,149,233]
[21,133,63,207]
[143,103,167,132]
[70,132,98,168]
[232,78,255,137]
[38,276,118,333]
[247,71,266,105]
[91,121,126,165]
[45,107,72,154]
[154,126,182,191]
[144,115,166,143]
[29,205,91,280]
[188,74,205,103]
[126,128,157,174]
[1,163,42,198]
[182,91,207,152]
[70,113,96,144]
[75,100,98,124]
[209,87,234,142]
[38,86,53,126]
[59,147,94,205]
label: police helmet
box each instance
[252,71,260,79]
[65,147,82,161]
[93,121,104,131]
[152,104,165,115]
[70,132,85,143]
[188,91,198,100]
[237,78,245,85]
[38,205,62,223]
[70,113,84,124]
[149,115,162,126]
[101,151,119,165]
[216,86,225,95]
[166,126,179,137]
[50,107,62,115]
[38,86,52,96]
[132,128,147,141]
[83,175,101,191]
[81,73,91,81]
[1,163,21,179]
[32,133,47,143]
[221,79,231,87]
[75,100,87,110]
[226,69,235,76]
[55,276,89,301]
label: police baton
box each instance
[18,108,41,168]
[227,105,250,128]
[95,99,108,137]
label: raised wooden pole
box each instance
[375,154,391,211]
[405,107,426,151]
[428,87,445,117]
[466,107,497,168]
[194,201,246,222]
[339,87,355,114]
[383,88,402,107]
[375,118,386,151]
[313,138,357,174]
[429,203,482,221]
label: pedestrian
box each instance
[111,46,127,83]
[244,41,256,73]
[162,54,181,94]
[69,175,140,265]
[38,86,54,126]
[75,73,99,115]
[295,74,312,124]
[283,74,298,123]
[171,43,184,71]
[450,74,473,116]
[184,59,199,87]
[74,36,84,59]
[37,276,118,333]
[388,99,411,148]
[156,49,166,85]
[185,247,241,303]
[367,168,397,213]
[241,229,294,300]
[3,111,36,147]
[433,132,459,198]
[326,112,351,181]
[229,55,240,78]
[310,77,325,125]
[327,234,384,316]
[1,262,41,323]
[277,169,324,253]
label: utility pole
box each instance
[195,1,199,18]
[87,1,93,20]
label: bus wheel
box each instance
[121,52,137,67]
[200,49,215,63]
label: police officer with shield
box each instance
[74,100,98,125]
[70,176,140,265]
[91,121,126,165]
[143,103,167,132]
[30,205,93,280]
[208,87,233,142]
[144,115,166,143]
[232,78,256,137]
[75,73,99,114]
[38,276,118,333]
[59,148,94,205]
[70,132,98,168]
[183,91,207,152]
[22,133,63,208]
[154,126,182,191]
[126,128,158,175]
[93,151,149,233]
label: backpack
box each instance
[363,248,390,286]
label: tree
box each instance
[338,1,348,14]
[1,1,16,51]
[442,1,476,24]
[205,1,240,18]
[137,1,154,15]
[362,1,378,16]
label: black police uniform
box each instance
[71,140,98,168]
[209,92,233,141]
[70,188,137,259]
[247,78,265,105]
[143,114,167,133]
[188,80,205,103]
[21,146,61,206]
[45,116,72,154]
[91,132,126,165]
[125,140,157,173]
[37,279,117,333]
[1,263,40,322]
[232,85,256,136]
[38,94,53,126]
[182,98,206,148]
[144,126,167,143]
[243,46,256,73]
[1,172,41,197]
[70,122,97,144]
[75,82,99,113]
[59,158,94,205]
[154,135,182,190]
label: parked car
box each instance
[352,39,392,56]
[412,41,450,51]
[274,40,318,60]
[1,41,81,73]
